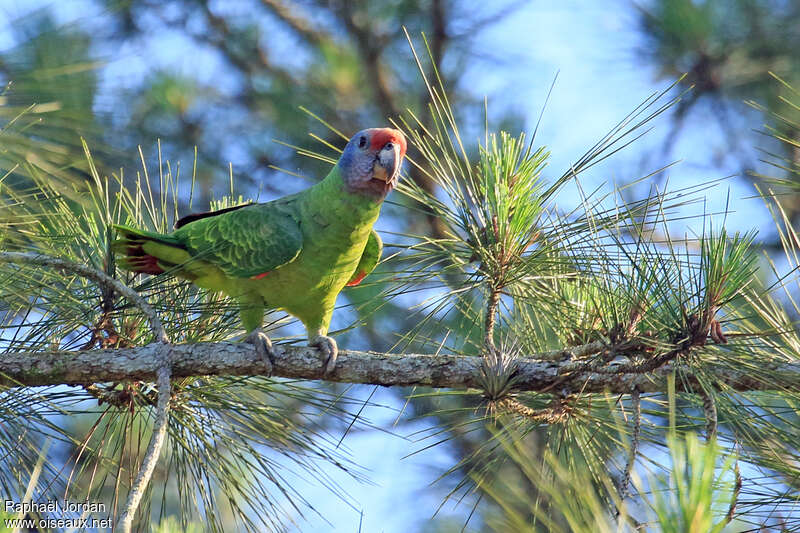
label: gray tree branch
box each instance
[2,341,797,394]
[0,252,170,533]
[115,365,170,533]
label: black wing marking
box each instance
[174,202,254,229]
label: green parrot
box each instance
[113,128,406,374]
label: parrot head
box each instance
[339,127,407,197]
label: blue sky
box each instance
[0,1,787,531]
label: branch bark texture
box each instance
[2,341,797,394]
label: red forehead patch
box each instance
[369,128,407,157]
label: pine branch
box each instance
[618,388,641,506]
[259,0,332,48]
[2,341,798,393]
[115,365,170,533]
[0,252,170,533]
[0,252,168,343]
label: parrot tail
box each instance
[112,224,191,276]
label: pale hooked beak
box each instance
[372,142,401,183]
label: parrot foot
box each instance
[310,335,338,375]
[246,328,275,375]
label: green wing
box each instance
[177,201,303,278]
[346,229,382,286]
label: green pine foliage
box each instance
[360,38,799,531]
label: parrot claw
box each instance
[246,328,275,376]
[310,335,338,375]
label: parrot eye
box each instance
[358,135,367,149]
[384,142,394,151]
